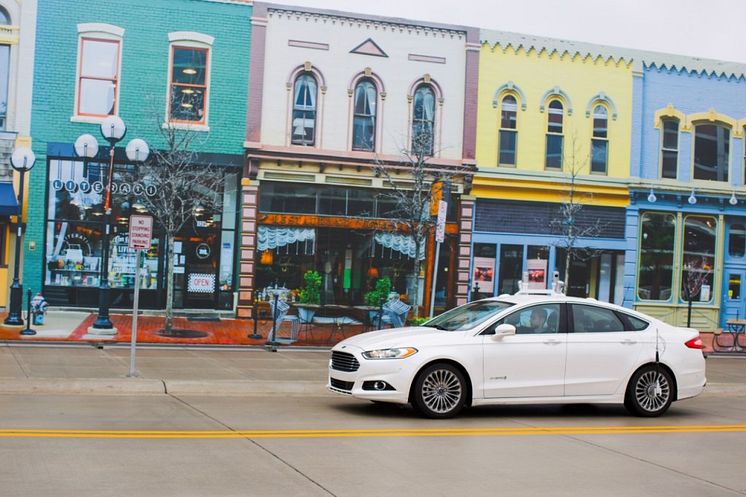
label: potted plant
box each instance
[364,277,392,322]
[298,270,322,323]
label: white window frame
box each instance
[72,23,124,123]
[164,32,214,131]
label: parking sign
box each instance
[128,215,153,250]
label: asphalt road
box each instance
[1,357,745,497]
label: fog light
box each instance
[362,380,395,391]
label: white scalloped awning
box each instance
[258,226,315,251]
[374,233,425,260]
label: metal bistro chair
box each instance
[269,299,299,343]
[382,298,412,329]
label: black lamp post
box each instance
[75,116,149,332]
[4,147,35,326]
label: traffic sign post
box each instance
[127,215,153,377]
[430,201,448,318]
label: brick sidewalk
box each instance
[0,311,367,347]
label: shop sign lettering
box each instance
[53,179,157,197]
[187,273,216,293]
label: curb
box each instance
[0,378,167,395]
[0,378,332,396]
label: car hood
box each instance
[335,326,447,350]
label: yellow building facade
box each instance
[470,32,635,302]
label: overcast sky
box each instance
[265,0,746,64]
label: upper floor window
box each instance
[744,127,746,184]
[0,44,8,130]
[498,95,517,166]
[545,99,563,170]
[0,7,9,25]
[693,123,730,182]
[352,78,377,151]
[77,38,120,117]
[412,84,435,156]
[169,46,209,124]
[660,118,679,179]
[291,73,317,146]
[591,105,608,174]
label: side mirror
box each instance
[493,323,516,338]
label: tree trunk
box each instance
[411,238,422,318]
[564,248,571,296]
[164,234,175,333]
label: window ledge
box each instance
[70,115,108,125]
[162,122,210,132]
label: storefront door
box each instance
[721,270,745,326]
[183,234,220,309]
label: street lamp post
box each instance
[4,147,36,326]
[75,116,149,333]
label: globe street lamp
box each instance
[4,147,36,327]
[75,116,149,333]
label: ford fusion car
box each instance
[328,290,706,418]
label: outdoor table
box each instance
[718,319,746,352]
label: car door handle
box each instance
[543,339,562,345]
[620,339,637,345]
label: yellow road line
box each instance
[0,425,745,439]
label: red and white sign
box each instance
[435,200,448,243]
[188,273,216,293]
[128,215,153,250]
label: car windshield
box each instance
[423,300,514,331]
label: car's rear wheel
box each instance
[412,363,466,419]
[624,365,674,417]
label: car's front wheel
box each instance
[412,363,467,419]
[624,365,674,417]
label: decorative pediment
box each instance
[350,38,388,58]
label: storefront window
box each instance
[638,213,675,301]
[729,224,745,258]
[44,157,239,309]
[728,273,741,300]
[527,246,549,290]
[681,216,716,302]
[472,243,497,298]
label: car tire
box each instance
[624,365,674,417]
[412,363,467,419]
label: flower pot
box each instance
[298,307,316,324]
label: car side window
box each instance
[616,312,650,331]
[496,304,562,334]
[571,304,625,333]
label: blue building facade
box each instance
[624,59,746,330]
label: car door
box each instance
[482,303,567,398]
[564,304,647,396]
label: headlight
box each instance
[361,347,418,360]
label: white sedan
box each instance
[328,293,706,418]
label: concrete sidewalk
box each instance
[0,343,332,396]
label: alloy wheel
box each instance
[420,368,463,415]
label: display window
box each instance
[43,157,239,309]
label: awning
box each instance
[373,233,425,260]
[0,182,19,216]
[258,226,315,251]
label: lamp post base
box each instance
[19,328,36,336]
[87,325,118,336]
[4,284,23,326]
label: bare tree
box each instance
[138,120,222,334]
[373,132,467,317]
[549,134,603,295]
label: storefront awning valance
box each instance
[258,226,315,251]
[374,233,425,260]
[0,182,19,216]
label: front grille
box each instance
[330,377,354,392]
[331,351,360,372]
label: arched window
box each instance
[498,95,518,166]
[591,105,608,174]
[291,73,317,146]
[352,79,377,151]
[412,84,435,156]
[0,7,9,25]
[693,123,730,182]
[660,118,679,179]
[545,100,564,169]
